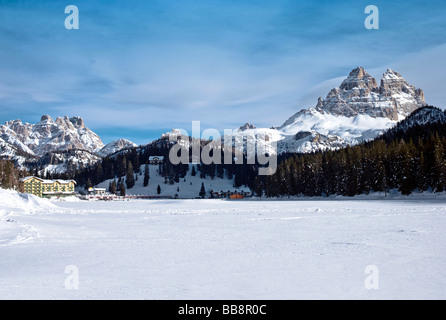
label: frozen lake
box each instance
[1,196,445,299]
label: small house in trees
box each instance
[148,156,164,164]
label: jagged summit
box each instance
[97,138,137,157]
[0,115,105,157]
[39,115,86,128]
[238,123,256,131]
[40,115,53,122]
[283,67,426,126]
[339,66,378,91]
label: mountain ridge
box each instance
[0,115,136,173]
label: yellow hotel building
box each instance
[19,176,77,198]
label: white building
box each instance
[148,156,164,164]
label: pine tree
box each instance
[86,178,93,190]
[252,176,264,197]
[143,163,150,187]
[119,155,127,178]
[432,133,445,192]
[109,179,117,194]
[120,182,126,196]
[417,151,428,192]
[94,163,103,185]
[126,162,135,189]
[199,182,206,198]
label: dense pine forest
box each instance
[253,107,446,197]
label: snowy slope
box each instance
[95,164,248,198]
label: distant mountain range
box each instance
[0,67,439,174]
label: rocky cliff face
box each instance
[310,67,426,121]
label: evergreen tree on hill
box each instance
[143,162,150,187]
[126,162,135,189]
[199,182,206,198]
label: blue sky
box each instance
[0,0,445,145]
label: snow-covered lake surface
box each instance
[1,191,445,299]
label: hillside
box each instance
[95,164,248,199]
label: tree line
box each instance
[253,121,446,197]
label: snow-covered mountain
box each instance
[97,139,137,157]
[0,115,135,172]
[0,115,104,156]
[232,67,428,154]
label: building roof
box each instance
[20,176,76,185]
[20,176,44,182]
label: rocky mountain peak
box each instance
[69,116,85,128]
[55,116,75,130]
[310,67,426,120]
[339,66,378,91]
[40,115,53,122]
[239,123,256,131]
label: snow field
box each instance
[0,192,445,299]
